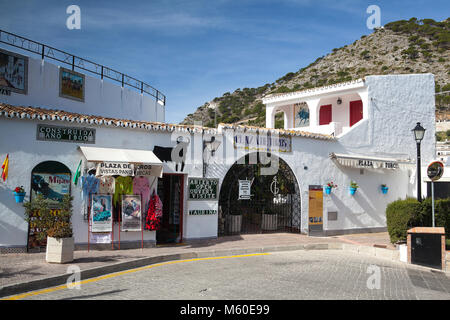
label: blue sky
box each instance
[0,0,448,123]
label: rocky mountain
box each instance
[180,18,450,128]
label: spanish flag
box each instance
[1,154,9,182]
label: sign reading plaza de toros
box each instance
[36,124,96,143]
[188,178,219,200]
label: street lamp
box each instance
[412,122,426,202]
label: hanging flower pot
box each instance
[324,182,337,195]
[13,186,26,203]
[381,185,389,194]
[349,181,358,195]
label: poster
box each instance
[0,48,28,94]
[121,194,142,231]
[91,194,113,232]
[294,102,309,128]
[59,67,85,102]
[31,173,71,207]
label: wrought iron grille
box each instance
[0,29,166,105]
[218,153,302,236]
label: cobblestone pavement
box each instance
[12,250,450,300]
[2,232,387,287]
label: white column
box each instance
[305,98,321,127]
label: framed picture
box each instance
[121,194,142,231]
[0,48,28,94]
[293,102,309,128]
[91,194,113,233]
[59,67,85,102]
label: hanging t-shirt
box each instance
[133,176,151,212]
[113,176,133,205]
[98,176,115,194]
[81,174,99,201]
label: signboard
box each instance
[355,159,399,169]
[37,124,96,144]
[91,194,113,233]
[96,162,134,176]
[189,210,217,215]
[238,180,251,200]
[0,48,28,94]
[188,178,219,200]
[427,161,444,181]
[234,133,292,153]
[31,173,71,207]
[135,164,162,177]
[121,194,142,231]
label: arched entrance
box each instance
[28,161,72,250]
[218,153,301,236]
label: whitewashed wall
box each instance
[0,50,165,123]
[0,118,181,248]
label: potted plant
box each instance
[13,186,26,203]
[261,207,278,231]
[23,194,74,263]
[381,184,389,194]
[349,181,359,195]
[324,182,337,195]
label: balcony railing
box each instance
[0,29,166,106]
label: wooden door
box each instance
[350,100,363,127]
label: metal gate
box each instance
[218,153,301,236]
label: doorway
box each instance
[218,153,301,236]
[156,174,184,244]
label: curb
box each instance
[0,242,447,298]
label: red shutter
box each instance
[319,104,332,125]
[349,100,363,127]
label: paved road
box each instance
[8,250,450,300]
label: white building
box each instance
[0,34,438,253]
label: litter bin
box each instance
[407,227,446,270]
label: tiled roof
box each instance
[218,123,334,140]
[0,103,335,140]
[0,103,210,133]
[262,78,365,103]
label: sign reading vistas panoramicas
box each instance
[188,178,219,200]
[36,124,95,144]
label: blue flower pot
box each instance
[13,192,26,203]
[324,186,332,195]
[349,187,357,195]
[381,187,388,194]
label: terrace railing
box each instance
[0,29,166,106]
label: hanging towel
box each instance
[1,154,9,182]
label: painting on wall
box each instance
[0,48,28,94]
[59,67,85,102]
[293,102,309,128]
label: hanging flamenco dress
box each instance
[146,193,163,231]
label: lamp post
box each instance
[412,122,426,202]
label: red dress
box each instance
[146,194,163,231]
